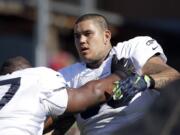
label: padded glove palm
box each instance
[110,55,155,103]
[111,55,135,79]
[113,74,155,103]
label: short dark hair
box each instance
[0,56,32,75]
[75,13,109,30]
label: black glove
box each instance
[111,55,135,79]
[113,74,155,103]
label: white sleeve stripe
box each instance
[53,87,66,92]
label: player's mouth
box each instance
[80,47,89,55]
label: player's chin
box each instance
[80,54,93,63]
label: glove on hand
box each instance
[113,74,155,102]
[111,55,135,79]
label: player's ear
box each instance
[104,30,111,45]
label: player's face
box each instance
[74,20,111,64]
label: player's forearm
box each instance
[51,115,75,135]
[78,74,120,109]
[142,57,180,90]
[43,115,75,135]
[43,117,54,134]
[141,55,180,90]
[66,74,120,113]
[81,74,121,107]
[92,74,120,98]
[150,68,180,90]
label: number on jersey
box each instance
[0,77,21,110]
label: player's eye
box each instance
[84,31,93,37]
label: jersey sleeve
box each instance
[114,36,167,74]
[38,67,69,116]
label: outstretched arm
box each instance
[66,74,119,113]
[46,76,119,134]
[43,76,117,135]
[66,56,135,113]
[43,56,134,134]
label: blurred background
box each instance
[0,0,179,135]
[0,0,179,70]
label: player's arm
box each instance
[126,37,180,91]
[65,74,119,113]
[43,115,75,135]
[141,54,180,90]
[44,116,54,133]
[109,54,180,103]
[52,115,75,135]
[65,56,134,113]
[46,60,132,134]
[43,56,134,134]
[43,71,122,135]
[113,54,180,102]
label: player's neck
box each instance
[86,50,111,69]
[86,60,103,69]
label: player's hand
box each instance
[113,74,155,103]
[111,55,135,79]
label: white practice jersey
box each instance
[59,36,167,135]
[0,67,68,135]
